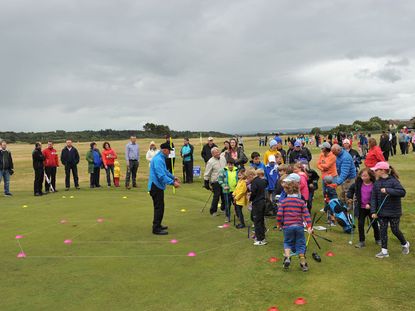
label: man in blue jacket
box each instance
[332,144,357,206]
[148,142,181,235]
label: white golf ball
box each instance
[349,241,352,245]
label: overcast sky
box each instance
[1,0,415,133]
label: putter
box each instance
[224,192,231,223]
[348,197,356,245]
[200,191,213,213]
[44,172,54,193]
[312,252,322,262]
[366,194,389,234]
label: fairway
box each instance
[1,137,414,311]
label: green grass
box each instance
[1,137,414,311]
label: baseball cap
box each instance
[268,155,276,163]
[283,173,301,183]
[343,139,351,145]
[274,137,283,144]
[294,140,302,147]
[269,139,278,148]
[371,161,390,171]
[160,142,173,150]
[320,142,331,149]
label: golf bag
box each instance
[327,198,353,233]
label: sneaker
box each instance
[402,242,410,255]
[236,224,245,229]
[253,240,267,246]
[300,262,309,272]
[329,222,336,227]
[4,193,12,197]
[283,257,291,269]
[355,242,366,248]
[75,186,80,190]
[376,240,382,246]
[65,188,70,191]
[375,251,389,259]
[211,212,218,217]
[224,218,230,223]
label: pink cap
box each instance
[371,161,390,171]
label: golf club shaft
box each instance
[313,233,333,243]
[366,194,389,233]
[200,191,213,213]
[312,234,322,250]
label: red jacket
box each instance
[102,149,117,166]
[364,146,385,168]
[43,147,59,167]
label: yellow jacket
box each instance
[263,149,282,165]
[114,162,121,178]
[233,179,248,206]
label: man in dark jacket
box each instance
[379,131,390,161]
[0,140,14,196]
[390,132,397,156]
[180,138,194,183]
[32,142,45,196]
[61,139,80,190]
[201,137,217,164]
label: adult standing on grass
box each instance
[364,138,385,168]
[43,141,59,192]
[398,129,407,154]
[0,140,13,196]
[201,137,217,164]
[32,142,45,196]
[164,134,176,174]
[125,136,139,189]
[331,144,356,205]
[145,141,158,166]
[148,142,180,235]
[180,138,194,184]
[61,139,80,191]
[379,131,390,161]
[204,147,225,216]
[343,139,361,172]
[224,138,248,169]
[102,142,117,187]
[86,142,102,188]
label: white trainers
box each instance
[402,242,410,255]
[253,240,268,246]
[375,251,389,259]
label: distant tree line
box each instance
[0,123,230,144]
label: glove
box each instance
[204,180,211,190]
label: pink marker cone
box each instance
[17,252,26,258]
[15,235,24,239]
[187,252,196,257]
[222,223,230,228]
[60,219,67,224]
[97,218,104,223]
[294,297,307,305]
[170,239,178,244]
[268,257,279,263]
[268,307,280,311]
[326,251,335,257]
[64,239,72,244]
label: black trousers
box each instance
[252,200,266,241]
[399,142,407,154]
[90,167,101,187]
[44,166,57,192]
[390,144,396,156]
[210,182,224,215]
[235,204,245,226]
[65,164,79,188]
[105,165,114,186]
[34,168,44,194]
[150,183,165,231]
[358,208,380,242]
[378,216,407,249]
[183,161,193,183]
[125,160,138,186]
[382,150,389,161]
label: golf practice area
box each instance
[1,137,414,311]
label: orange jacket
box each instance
[317,152,337,178]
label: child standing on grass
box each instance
[233,169,247,229]
[247,168,268,246]
[277,173,312,272]
[265,155,279,203]
[347,168,380,248]
[218,159,239,222]
[113,160,121,187]
[370,162,410,258]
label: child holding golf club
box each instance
[370,162,410,258]
[233,169,247,229]
[218,159,239,222]
[277,173,312,272]
[347,168,380,248]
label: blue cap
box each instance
[294,140,302,147]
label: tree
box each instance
[310,127,321,134]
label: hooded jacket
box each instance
[370,176,405,217]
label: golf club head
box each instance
[312,252,321,262]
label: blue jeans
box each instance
[0,170,11,194]
[283,226,306,255]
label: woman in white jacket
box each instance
[146,141,159,166]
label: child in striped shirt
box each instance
[277,173,312,272]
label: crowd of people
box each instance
[0,130,412,270]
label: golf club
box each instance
[200,191,213,213]
[348,196,356,245]
[44,172,54,193]
[312,252,322,262]
[311,234,322,250]
[366,194,389,234]
[312,233,333,243]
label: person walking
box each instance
[102,142,117,187]
[0,140,14,196]
[32,142,45,196]
[148,142,180,235]
[180,138,194,184]
[145,141,158,166]
[201,137,217,164]
[86,142,102,188]
[125,136,139,189]
[43,141,59,192]
[60,140,80,191]
[204,147,225,216]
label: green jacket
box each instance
[218,166,239,193]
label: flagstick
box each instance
[170,137,176,194]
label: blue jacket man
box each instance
[148,142,180,235]
[332,144,357,205]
